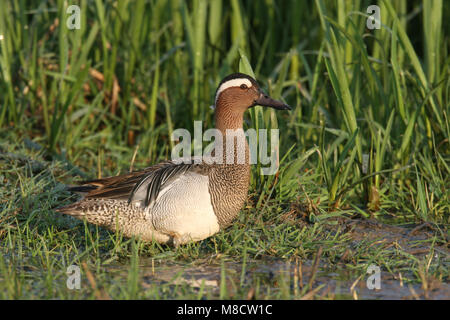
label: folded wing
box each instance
[68,160,207,208]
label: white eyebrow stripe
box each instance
[214,78,253,106]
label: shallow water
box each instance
[104,219,450,300]
[104,255,449,299]
[2,216,448,299]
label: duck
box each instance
[56,73,291,246]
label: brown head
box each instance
[213,73,291,132]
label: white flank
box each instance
[148,172,220,242]
[214,78,252,106]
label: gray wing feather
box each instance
[128,163,197,207]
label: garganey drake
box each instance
[56,73,291,246]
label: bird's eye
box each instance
[240,84,248,90]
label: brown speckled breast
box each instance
[208,163,250,228]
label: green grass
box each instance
[0,0,449,299]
